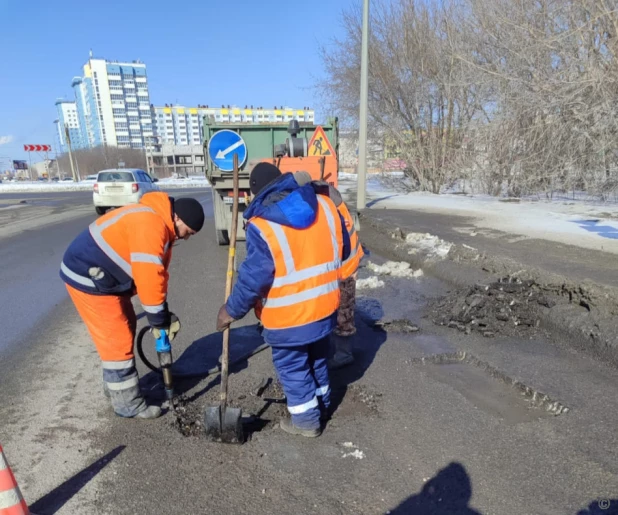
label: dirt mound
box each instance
[429,276,556,338]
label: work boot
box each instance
[133,405,162,419]
[328,351,354,370]
[279,418,321,438]
[328,335,355,370]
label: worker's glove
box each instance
[217,305,235,332]
[152,313,181,342]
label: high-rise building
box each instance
[69,55,154,150]
[151,105,315,146]
[54,99,84,153]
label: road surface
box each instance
[0,189,617,515]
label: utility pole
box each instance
[357,0,370,211]
[65,124,78,182]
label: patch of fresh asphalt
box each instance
[1,189,617,514]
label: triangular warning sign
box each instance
[308,126,335,157]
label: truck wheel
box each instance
[216,229,229,245]
[95,206,107,216]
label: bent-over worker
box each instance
[59,192,205,419]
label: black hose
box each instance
[135,325,269,380]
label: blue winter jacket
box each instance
[226,172,351,347]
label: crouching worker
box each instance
[216,163,350,437]
[293,172,365,369]
[59,192,205,419]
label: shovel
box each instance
[204,153,244,444]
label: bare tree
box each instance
[321,0,618,199]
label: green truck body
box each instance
[202,116,339,245]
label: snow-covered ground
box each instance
[0,177,209,193]
[339,174,618,254]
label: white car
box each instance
[93,168,159,215]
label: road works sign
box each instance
[207,130,247,172]
[308,126,335,157]
[23,144,52,152]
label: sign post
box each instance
[357,0,370,211]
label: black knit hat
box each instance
[174,197,205,232]
[250,162,281,195]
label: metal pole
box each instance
[357,0,370,211]
[65,124,77,182]
[28,151,33,182]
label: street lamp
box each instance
[357,0,370,211]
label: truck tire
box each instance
[95,206,107,216]
[216,229,229,245]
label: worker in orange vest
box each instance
[217,163,350,437]
[293,172,364,369]
[59,192,205,419]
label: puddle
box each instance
[424,363,551,424]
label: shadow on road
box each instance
[328,295,388,418]
[138,323,264,404]
[577,499,618,514]
[29,445,125,515]
[366,194,399,208]
[388,462,483,515]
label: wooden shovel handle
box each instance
[220,153,240,410]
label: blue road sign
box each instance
[207,130,247,172]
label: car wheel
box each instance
[95,206,107,216]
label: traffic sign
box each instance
[207,130,247,172]
[308,127,335,157]
[23,144,52,152]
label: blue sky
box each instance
[0,0,354,166]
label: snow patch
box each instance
[366,260,423,278]
[405,232,453,259]
[342,450,365,460]
[0,178,210,193]
[356,277,385,290]
[339,442,365,459]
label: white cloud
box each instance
[0,135,13,145]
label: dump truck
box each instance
[203,116,340,245]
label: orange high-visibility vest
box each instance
[250,195,344,330]
[337,201,364,280]
[87,200,173,315]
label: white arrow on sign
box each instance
[215,140,244,160]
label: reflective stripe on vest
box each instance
[251,195,343,330]
[61,261,96,288]
[89,206,155,277]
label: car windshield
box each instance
[97,171,135,182]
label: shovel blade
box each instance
[203,405,244,444]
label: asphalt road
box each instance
[0,188,210,359]
[1,189,617,515]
